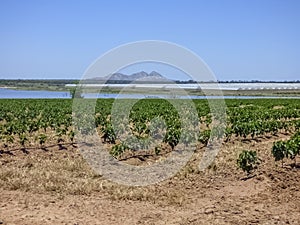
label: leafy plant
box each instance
[154,146,161,155]
[110,142,129,158]
[198,130,211,145]
[37,133,47,147]
[272,133,300,166]
[237,150,260,175]
[19,133,28,149]
[272,141,286,165]
[101,123,116,144]
[68,130,76,143]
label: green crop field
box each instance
[0,98,299,165]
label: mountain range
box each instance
[91,71,170,82]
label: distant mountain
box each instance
[90,71,170,82]
[109,71,167,81]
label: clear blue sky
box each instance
[0,0,299,81]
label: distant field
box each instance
[1,79,300,97]
[0,79,77,91]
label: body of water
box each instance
[0,88,71,99]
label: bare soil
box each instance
[0,133,300,225]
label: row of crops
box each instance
[0,98,299,161]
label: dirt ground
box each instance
[0,133,299,225]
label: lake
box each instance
[0,88,71,99]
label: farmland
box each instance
[0,98,300,224]
[0,98,299,158]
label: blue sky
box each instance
[0,0,299,81]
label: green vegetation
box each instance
[0,79,78,91]
[0,98,299,167]
[237,150,260,175]
[272,132,300,166]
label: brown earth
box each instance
[0,133,299,225]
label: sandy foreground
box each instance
[0,134,299,225]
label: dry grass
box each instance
[0,145,188,206]
[0,131,298,208]
[0,149,101,195]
